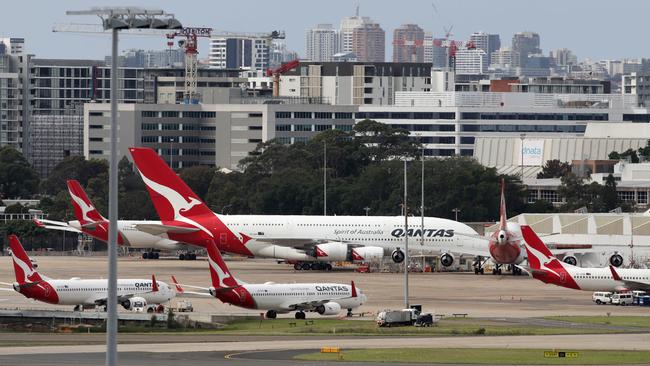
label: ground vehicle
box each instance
[611,293,633,306]
[175,300,194,312]
[592,292,613,305]
[414,313,435,327]
[376,309,419,327]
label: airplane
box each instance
[0,235,175,311]
[172,239,366,319]
[128,147,490,271]
[520,225,650,292]
[35,179,197,260]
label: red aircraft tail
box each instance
[8,235,43,284]
[67,180,106,224]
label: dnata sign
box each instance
[519,139,545,166]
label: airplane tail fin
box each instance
[127,147,214,222]
[206,241,239,289]
[67,180,106,224]
[520,225,554,270]
[498,178,507,231]
[8,235,43,284]
[351,281,357,298]
[151,274,159,292]
[171,275,184,294]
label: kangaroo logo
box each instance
[138,172,213,237]
[12,255,38,283]
[208,255,233,288]
[69,190,98,223]
[524,242,561,278]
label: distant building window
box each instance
[276,112,292,118]
[200,126,216,131]
[539,190,560,203]
[294,112,312,119]
[249,125,263,130]
[201,112,216,118]
[162,123,180,130]
[335,124,353,131]
[248,139,263,143]
[249,113,263,117]
[638,191,648,204]
[335,112,353,119]
[89,125,104,129]
[460,149,473,156]
[200,150,216,156]
[89,150,103,155]
[460,137,475,144]
[315,112,332,119]
[294,136,309,143]
[276,124,291,131]
[276,137,291,144]
[89,111,104,117]
[200,138,216,144]
[617,191,636,202]
[142,111,158,118]
[141,136,158,143]
[142,123,159,131]
[89,137,103,142]
[294,124,312,132]
[315,124,332,131]
[161,111,179,118]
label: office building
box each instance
[455,49,488,75]
[339,15,370,53]
[305,24,338,62]
[550,48,577,67]
[209,34,272,72]
[392,24,425,63]
[511,32,541,68]
[469,32,500,65]
[0,38,27,152]
[352,22,385,62]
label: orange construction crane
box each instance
[266,59,299,97]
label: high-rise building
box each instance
[305,24,339,62]
[490,48,517,67]
[352,22,385,62]
[550,48,577,67]
[0,38,27,152]
[339,15,370,53]
[209,35,272,71]
[470,32,500,65]
[392,24,425,63]
[455,49,488,75]
[511,32,541,68]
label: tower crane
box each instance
[165,27,212,103]
[266,59,299,97]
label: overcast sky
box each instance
[1,0,645,61]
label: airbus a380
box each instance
[36,180,197,260]
[0,235,175,311]
[521,225,650,292]
[128,147,488,270]
[172,240,366,319]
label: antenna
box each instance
[355,3,360,17]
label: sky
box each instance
[0,0,646,62]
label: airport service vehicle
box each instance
[174,299,194,312]
[36,180,194,259]
[414,313,435,327]
[592,291,612,305]
[611,293,634,306]
[128,147,487,270]
[172,240,366,319]
[520,225,650,292]
[376,308,419,327]
[0,235,175,311]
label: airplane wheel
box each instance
[190,253,197,260]
[480,268,484,275]
[179,253,186,260]
[325,263,333,271]
[497,269,502,275]
[310,263,321,270]
[142,252,149,259]
[154,252,160,259]
[294,263,302,270]
[295,312,305,319]
[301,262,311,271]
[266,310,277,319]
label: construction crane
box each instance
[266,59,299,97]
[165,27,212,103]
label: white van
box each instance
[611,293,633,306]
[592,292,612,305]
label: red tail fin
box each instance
[67,180,106,224]
[171,275,184,293]
[520,225,554,270]
[127,148,213,222]
[206,241,239,289]
[498,178,507,230]
[351,281,357,298]
[151,274,159,292]
[8,235,43,284]
[609,265,622,281]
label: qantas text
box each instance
[390,228,454,238]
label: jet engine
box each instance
[316,302,342,316]
[350,246,384,262]
[209,286,217,297]
[391,249,405,263]
[121,296,147,311]
[440,253,455,267]
[313,242,348,262]
[12,282,20,292]
[610,253,624,268]
[563,255,578,266]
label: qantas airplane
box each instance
[520,225,650,292]
[128,147,491,270]
[36,180,197,260]
[172,240,366,319]
[0,235,175,311]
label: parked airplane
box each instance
[35,180,196,259]
[172,240,366,319]
[128,147,489,270]
[520,225,650,292]
[0,235,175,311]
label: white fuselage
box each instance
[244,282,366,312]
[568,267,650,292]
[69,220,186,250]
[49,278,175,306]
[220,215,486,261]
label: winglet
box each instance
[351,281,357,298]
[171,275,184,293]
[151,274,159,292]
[609,265,622,281]
[498,177,507,230]
[33,219,45,228]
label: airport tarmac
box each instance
[1,254,649,318]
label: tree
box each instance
[42,156,108,195]
[602,174,619,211]
[609,148,639,163]
[0,146,39,199]
[537,159,571,179]
[179,165,216,200]
[557,172,588,211]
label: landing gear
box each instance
[294,262,332,271]
[295,311,306,319]
[142,251,160,260]
[347,309,353,317]
[73,305,83,312]
[473,256,486,275]
[509,265,522,276]
[178,252,197,260]
[492,264,503,275]
[266,310,277,319]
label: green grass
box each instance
[545,316,650,328]
[215,318,620,336]
[296,348,650,364]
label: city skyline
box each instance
[1,0,649,62]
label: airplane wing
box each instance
[286,299,330,311]
[134,223,200,236]
[246,237,348,247]
[170,276,212,297]
[0,288,14,292]
[33,219,82,233]
[609,266,650,291]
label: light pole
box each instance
[364,207,370,216]
[169,137,175,170]
[520,133,526,180]
[64,8,181,366]
[452,208,461,222]
[403,159,409,309]
[323,141,327,216]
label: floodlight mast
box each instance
[61,8,181,366]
